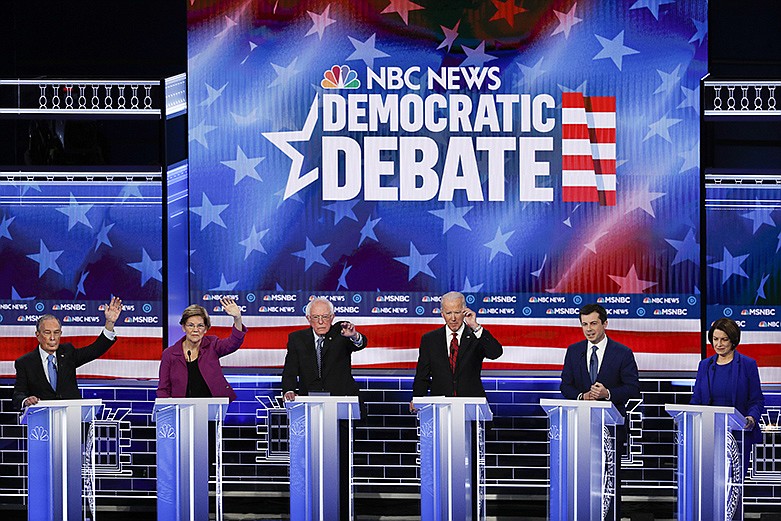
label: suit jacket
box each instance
[690,350,765,444]
[157,325,247,402]
[11,333,116,410]
[412,325,503,398]
[281,324,367,396]
[560,337,640,417]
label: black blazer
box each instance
[281,324,367,396]
[412,326,503,398]
[11,333,116,410]
[559,337,640,417]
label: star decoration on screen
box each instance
[337,262,352,290]
[381,0,425,25]
[221,146,264,184]
[239,225,269,259]
[689,18,708,46]
[608,265,657,293]
[128,248,163,287]
[293,237,330,271]
[516,57,546,86]
[593,31,639,71]
[324,200,359,225]
[484,226,514,261]
[75,271,89,298]
[27,240,64,278]
[437,20,460,51]
[189,120,218,148]
[630,0,675,21]
[269,57,302,87]
[461,41,497,68]
[755,273,770,303]
[94,221,115,252]
[709,247,750,284]
[56,194,93,230]
[678,143,698,173]
[462,276,484,293]
[0,214,15,240]
[665,228,699,265]
[741,205,776,234]
[394,242,437,281]
[622,185,666,218]
[190,193,229,230]
[359,215,381,246]
[643,113,682,143]
[551,3,582,39]
[209,273,239,291]
[305,5,336,40]
[584,230,609,253]
[654,64,682,95]
[677,85,699,112]
[200,82,228,107]
[347,34,390,68]
[429,202,472,233]
[489,0,527,28]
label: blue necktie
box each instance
[316,336,324,378]
[47,354,58,391]
[589,345,598,384]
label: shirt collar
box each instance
[447,322,466,340]
[38,346,56,365]
[591,335,609,351]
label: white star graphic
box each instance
[359,215,381,246]
[653,64,682,95]
[221,146,264,184]
[128,248,163,287]
[429,202,472,233]
[189,120,218,149]
[56,194,93,230]
[239,225,269,259]
[94,221,115,252]
[394,242,437,281]
[381,0,425,25]
[593,31,639,71]
[462,276,484,293]
[209,274,239,291]
[677,85,699,113]
[584,230,609,253]
[0,214,15,240]
[347,33,390,68]
[630,0,675,21]
[461,41,497,68]
[643,113,682,143]
[262,95,320,200]
[200,82,228,107]
[437,20,460,51]
[709,247,750,284]
[305,4,336,40]
[622,185,665,217]
[337,262,352,290]
[689,18,707,46]
[269,57,302,87]
[484,226,514,261]
[324,200,359,225]
[551,3,582,39]
[293,237,330,271]
[666,228,699,265]
[190,193,229,230]
[27,240,64,278]
[678,142,698,173]
[516,57,546,86]
[608,265,657,293]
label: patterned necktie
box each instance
[589,345,599,384]
[316,336,324,378]
[47,353,58,391]
[449,332,458,373]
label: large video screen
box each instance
[185,0,707,373]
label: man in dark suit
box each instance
[559,302,640,519]
[411,291,503,403]
[12,296,123,411]
[281,297,366,400]
[281,296,366,521]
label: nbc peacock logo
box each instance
[321,65,360,89]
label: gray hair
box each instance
[36,314,61,333]
[441,291,465,307]
[305,297,335,316]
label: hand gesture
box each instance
[104,296,122,330]
[745,415,756,430]
[463,308,479,329]
[220,297,243,330]
[589,382,609,400]
[340,321,358,339]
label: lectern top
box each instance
[26,399,103,408]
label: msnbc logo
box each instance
[321,65,360,89]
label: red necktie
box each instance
[449,332,458,373]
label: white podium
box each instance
[540,399,624,521]
[413,397,493,521]
[20,399,103,521]
[665,404,747,521]
[285,395,360,521]
[153,397,229,521]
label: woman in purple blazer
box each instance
[157,297,247,402]
[690,318,764,448]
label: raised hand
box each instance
[340,321,358,339]
[104,296,122,330]
[220,297,243,329]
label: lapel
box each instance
[595,340,612,383]
[577,342,590,385]
[35,347,57,392]
[455,327,475,375]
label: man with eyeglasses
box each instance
[281,296,366,401]
[411,291,502,410]
[11,296,123,411]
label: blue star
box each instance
[269,57,302,88]
[346,33,390,68]
[56,194,93,230]
[678,85,699,113]
[593,30,639,71]
[358,215,381,246]
[337,263,352,290]
[209,274,239,291]
[709,247,749,284]
[630,0,675,20]
[515,57,546,87]
[531,254,547,278]
[239,225,269,259]
[293,237,330,271]
[394,242,437,281]
[11,287,35,300]
[484,226,514,261]
[189,120,218,149]
[429,202,472,233]
[777,231,781,253]
[200,82,228,108]
[643,113,682,143]
[221,146,264,185]
[120,184,143,201]
[27,240,64,278]
[462,276,483,293]
[75,271,89,298]
[461,41,497,68]
[95,221,115,252]
[665,228,699,265]
[190,193,229,230]
[324,200,359,225]
[21,184,41,196]
[678,142,698,173]
[0,214,15,240]
[654,64,682,95]
[128,248,163,287]
[689,18,707,46]
[741,205,775,234]
[756,273,770,303]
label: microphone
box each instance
[187,350,192,362]
[186,350,192,398]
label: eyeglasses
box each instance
[308,314,333,322]
[184,323,207,330]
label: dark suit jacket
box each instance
[281,324,367,396]
[11,333,116,410]
[690,351,765,444]
[560,337,640,417]
[412,326,503,398]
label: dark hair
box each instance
[36,314,61,332]
[708,317,740,349]
[179,305,211,330]
[579,303,607,323]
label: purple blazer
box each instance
[156,325,247,402]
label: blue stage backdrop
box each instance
[182,0,713,375]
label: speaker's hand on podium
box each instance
[284,391,297,402]
[22,396,40,408]
[409,401,418,414]
[745,415,756,430]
